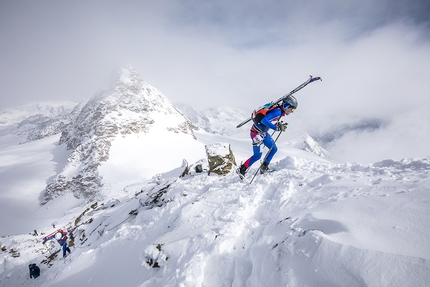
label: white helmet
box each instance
[55,232,62,240]
[282,95,298,110]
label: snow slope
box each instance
[0,134,77,235]
[0,66,429,286]
[1,129,429,286]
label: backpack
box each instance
[251,102,279,126]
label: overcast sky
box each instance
[1,0,430,162]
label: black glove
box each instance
[276,121,288,132]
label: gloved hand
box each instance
[276,121,288,132]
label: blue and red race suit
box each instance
[43,230,71,257]
[243,107,285,169]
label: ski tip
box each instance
[309,76,322,82]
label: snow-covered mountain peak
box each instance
[60,65,194,150]
[94,64,175,115]
[45,66,197,203]
[94,64,146,101]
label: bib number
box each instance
[252,133,266,146]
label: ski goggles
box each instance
[284,104,296,112]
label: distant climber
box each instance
[29,263,40,279]
[43,229,72,258]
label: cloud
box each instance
[327,107,430,163]
[1,0,429,162]
[1,0,428,109]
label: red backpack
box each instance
[251,103,279,125]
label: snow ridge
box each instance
[2,156,429,286]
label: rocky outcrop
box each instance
[205,143,236,175]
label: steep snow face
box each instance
[44,65,197,203]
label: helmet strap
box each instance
[279,103,285,113]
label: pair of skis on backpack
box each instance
[236,75,321,129]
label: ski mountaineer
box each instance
[43,229,72,258]
[29,263,40,279]
[236,95,298,179]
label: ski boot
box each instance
[236,164,247,180]
[260,162,272,174]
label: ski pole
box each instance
[249,131,283,184]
